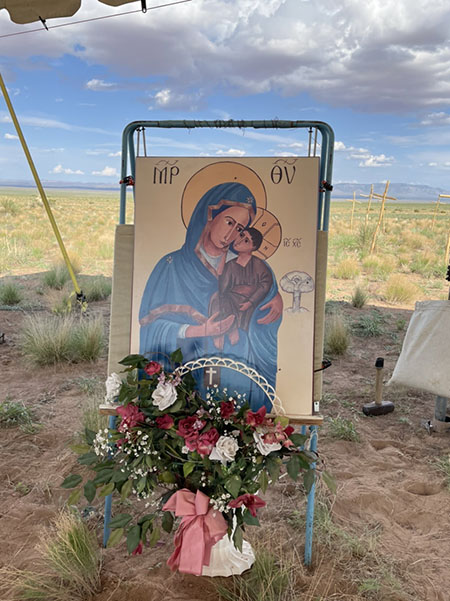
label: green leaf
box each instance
[242,510,260,526]
[61,474,82,489]
[303,468,315,494]
[170,348,183,364]
[183,461,195,478]
[107,527,124,548]
[136,476,147,493]
[289,433,308,447]
[286,455,301,481]
[126,525,141,554]
[120,479,133,501]
[99,482,115,497]
[160,471,177,484]
[141,519,153,540]
[111,470,129,484]
[149,526,160,548]
[265,457,281,482]
[67,488,82,505]
[69,443,90,454]
[84,428,96,446]
[93,468,113,485]
[274,416,289,428]
[232,525,243,553]
[258,470,269,494]
[108,513,133,529]
[77,452,98,466]
[162,511,174,534]
[225,475,242,498]
[119,354,147,368]
[84,480,97,503]
[322,470,337,494]
[138,513,156,525]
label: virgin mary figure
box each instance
[138,181,282,411]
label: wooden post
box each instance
[369,182,396,253]
[445,231,450,265]
[433,194,450,230]
[361,184,374,234]
[350,191,356,232]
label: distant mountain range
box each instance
[332,183,450,202]
[0,180,449,202]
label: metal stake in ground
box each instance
[362,357,395,416]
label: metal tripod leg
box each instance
[304,424,318,566]
[102,414,117,547]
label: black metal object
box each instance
[314,359,332,373]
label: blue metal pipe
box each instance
[304,425,318,566]
[102,414,117,547]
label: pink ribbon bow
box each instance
[162,488,228,575]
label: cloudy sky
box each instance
[1,0,450,189]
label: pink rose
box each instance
[177,416,206,439]
[284,425,294,437]
[246,407,267,427]
[229,493,266,517]
[156,414,174,430]
[220,400,235,419]
[116,404,145,432]
[144,361,162,376]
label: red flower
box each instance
[132,541,143,556]
[196,428,220,457]
[144,361,162,376]
[116,404,145,432]
[177,416,206,439]
[284,425,294,437]
[229,494,266,517]
[220,400,235,419]
[246,407,267,427]
[156,414,174,430]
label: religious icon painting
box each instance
[130,157,320,418]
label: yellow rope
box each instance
[0,72,87,311]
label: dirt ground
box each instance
[0,279,449,601]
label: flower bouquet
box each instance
[63,350,332,576]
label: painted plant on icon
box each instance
[62,350,334,572]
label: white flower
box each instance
[151,381,177,410]
[209,435,239,465]
[105,372,122,402]
[253,431,282,456]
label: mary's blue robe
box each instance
[139,182,281,411]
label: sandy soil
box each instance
[0,289,449,601]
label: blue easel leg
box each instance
[102,414,116,547]
[304,425,318,566]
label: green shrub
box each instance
[328,417,360,442]
[351,285,369,308]
[20,314,104,365]
[352,310,385,337]
[0,400,33,429]
[81,276,112,302]
[43,259,81,290]
[0,282,23,305]
[324,314,350,356]
[362,255,396,280]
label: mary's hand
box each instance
[257,292,283,324]
[185,312,235,338]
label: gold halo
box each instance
[251,208,282,260]
[181,161,267,228]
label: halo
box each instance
[250,208,282,260]
[181,161,267,228]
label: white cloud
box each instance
[334,141,346,151]
[91,166,119,177]
[50,164,84,175]
[108,151,121,157]
[215,148,246,156]
[420,112,450,126]
[4,133,18,140]
[85,78,117,91]
[428,162,438,167]
[150,88,203,111]
[359,154,394,167]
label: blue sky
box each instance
[1,0,450,189]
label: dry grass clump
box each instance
[43,259,81,290]
[20,314,104,365]
[362,254,396,280]
[324,314,350,356]
[401,231,429,250]
[0,511,101,601]
[384,275,420,304]
[333,258,360,280]
[351,284,369,308]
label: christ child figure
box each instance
[210,227,273,350]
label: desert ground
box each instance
[1,190,449,600]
